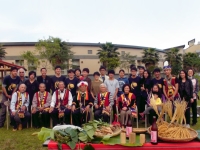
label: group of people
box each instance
[0,62,198,131]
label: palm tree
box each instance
[164,48,182,75]
[0,45,7,60]
[141,48,159,69]
[97,42,120,70]
[120,52,136,73]
[183,52,200,71]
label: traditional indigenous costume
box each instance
[163,61,179,99]
[94,91,114,123]
[72,81,94,126]
[32,91,51,128]
[50,89,73,126]
[118,93,136,126]
[10,91,30,130]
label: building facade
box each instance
[0,42,184,76]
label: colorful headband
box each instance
[77,81,88,87]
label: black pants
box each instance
[50,108,71,126]
[191,99,197,124]
[94,109,110,123]
[72,109,90,127]
[185,102,191,125]
[140,96,147,113]
[148,109,158,125]
[0,95,8,127]
[32,111,50,128]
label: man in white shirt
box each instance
[10,84,30,131]
[99,66,109,82]
[49,81,73,126]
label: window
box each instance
[61,69,67,75]
[72,59,80,69]
[121,51,125,55]
[88,50,92,54]
[15,60,24,66]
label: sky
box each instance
[0,0,200,49]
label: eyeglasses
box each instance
[19,72,24,73]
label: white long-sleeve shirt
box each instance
[10,92,29,112]
[50,89,73,107]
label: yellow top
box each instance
[150,97,162,105]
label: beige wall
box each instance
[185,44,200,53]
[2,44,166,75]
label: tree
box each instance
[21,51,39,71]
[141,48,159,69]
[36,36,74,69]
[0,45,7,60]
[164,48,182,75]
[183,52,200,72]
[97,42,120,70]
[120,52,136,73]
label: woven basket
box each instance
[147,126,198,142]
[94,125,121,138]
[132,128,147,133]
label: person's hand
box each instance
[21,106,26,111]
[67,105,71,109]
[6,95,11,99]
[32,108,37,114]
[106,106,110,112]
[12,111,16,116]
[141,87,145,91]
[113,96,116,101]
[39,107,44,111]
[49,107,54,113]
[71,105,75,112]
[95,105,99,109]
[193,93,196,98]
[191,98,194,103]
[122,107,127,111]
[85,105,90,112]
[170,96,174,101]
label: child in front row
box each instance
[139,84,162,118]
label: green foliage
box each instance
[164,48,182,75]
[36,36,74,69]
[21,50,39,71]
[183,52,200,72]
[97,42,120,70]
[0,45,7,59]
[120,52,136,73]
[141,48,159,69]
[37,127,54,142]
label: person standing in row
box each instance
[0,67,20,128]
[75,68,84,80]
[65,69,79,98]
[99,66,109,82]
[91,72,103,99]
[25,71,39,112]
[188,69,199,126]
[51,66,66,94]
[82,68,92,91]
[138,66,145,79]
[104,70,119,119]
[18,68,28,85]
[163,61,179,100]
[117,69,129,98]
[151,68,164,95]
[37,68,52,93]
[128,67,142,113]
[178,70,193,127]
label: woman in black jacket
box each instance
[140,70,151,113]
[178,70,193,126]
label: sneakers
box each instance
[12,128,17,131]
[18,124,22,130]
[185,124,190,128]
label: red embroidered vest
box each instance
[97,92,110,107]
[36,91,48,107]
[163,77,178,97]
[55,90,69,107]
[15,91,28,110]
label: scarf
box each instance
[16,91,28,110]
[37,91,48,107]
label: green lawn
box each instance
[0,100,200,150]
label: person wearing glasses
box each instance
[18,68,28,85]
